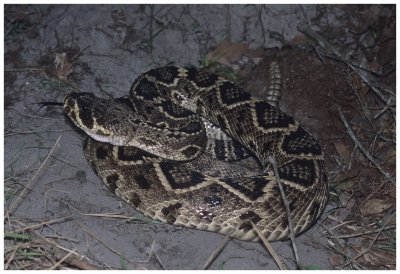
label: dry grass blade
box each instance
[250,221,286,270]
[13,216,73,232]
[7,135,62,215]
[202,235,231,270]
[82,213,132,219]
[30,231,103,270]
[342,212,395,268]
[78,222,137,267]
[47,249,75,270]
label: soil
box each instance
[4,4,395,270]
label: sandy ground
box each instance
[4,4,395,270]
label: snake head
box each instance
[64,92,135,145]
[64,92,205,160]
[64,93,97,129]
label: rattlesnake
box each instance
[64,65,328,241]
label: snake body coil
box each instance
[64,66,328,241]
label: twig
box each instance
[333,224,395,239]
[337,107,395,185]
[374,97,393,119]
[71,45,91,60]
[153,249,167,270]
[32,233,103,270]
[341,212,395,268]
[78,222,137,267]
[134,239,156,263]
[48,249,75,270]
[131,239,167,270]
[360,180,388,206]
[13,216,73,232]
[298,22,395,106]
[6,135,62,215]
[327,220,357,233]
[5,67,46,72]
[325,239,365,270]
[32,231,81,257]
[82,213,133,219]
[202,235,231,270]
[251,221,286,270]
[4,244,18,269]
[5,129,69,137]
[268,155,300,267]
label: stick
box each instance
[338,108,395,185]
[333,224,395,239]
[251,221,286,270]
[202,235,230,270]
[268,156,300,267]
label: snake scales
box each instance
[64,65,328,241]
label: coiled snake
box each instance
[64,65,328,241]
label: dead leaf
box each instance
[363,247,396,266]
[335,180,355,192]
[360,199,393,216]
[334,142,352,165]
[54,52,73,81]
[206,38,264,75]
[381,146,396,164]
[329,254,345,267]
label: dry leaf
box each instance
[206,38,264,74]
[329,254,345,267]
[363,247,396,266]
[291,34,307,45]
[360,199,393,216]
[334,142,352,165]
[335,180,355,192]
[54,52,73,81]
[381,146,396,164]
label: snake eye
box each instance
[67,98,75,107]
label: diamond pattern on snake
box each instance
[64,65,328,241]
